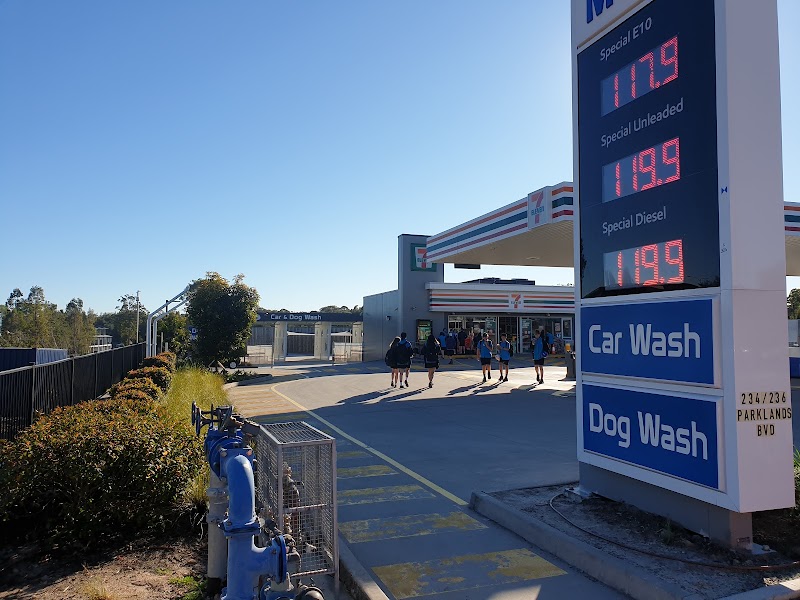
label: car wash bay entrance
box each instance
[250,312,363,363]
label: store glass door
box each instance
[498,316,519,350]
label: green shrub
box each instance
[142,354,176,373]
[114,389,155,404]
[109,377,162,402]
[0,397,202,548]
[126,366,172,393]
[160,351,177,370]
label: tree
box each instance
[158,311,189,356]
[186,273,259,365]
[788,289,800,320]
[319,305,363,315]
[96,294,148,345]
[6,288,23,309]
[0,286,60,348]
[63,298,97,355]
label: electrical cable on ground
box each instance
[547,492,800,572]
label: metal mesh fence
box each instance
[255,421,338,582]
[0,368,33,440]
[0,343,146,440]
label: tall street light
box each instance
[136,290,140,343]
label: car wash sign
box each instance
[581,298,716,385]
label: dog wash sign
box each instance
[572,0,793,512]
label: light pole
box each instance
[135,291,141,343]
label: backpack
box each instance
[384,348,393,367]
[424,344,440,363]
[397,341,413,362]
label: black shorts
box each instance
[396,363,411,370]
[499,359,509,365]
[534,358,545,366]
[480,357,492,366]
[424,362,439,369]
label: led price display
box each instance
[602,137,680,202]
[603,239,684,290]
[577,0,720,298]
[601,36,679,116]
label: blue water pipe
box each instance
[192,403,324,600]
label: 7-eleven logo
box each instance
[411,243,436,271]
[415,247,429,269]
[530,191,545,225]
[510,293,522,309]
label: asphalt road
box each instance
[230,357,626,600]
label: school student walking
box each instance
[497,333,512,382]
[396,332,414,387]
[532,329,548,384]
[385,337,400,387]
[476,332,494,382]
[422,335,443,388]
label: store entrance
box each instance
[498,316,519,350]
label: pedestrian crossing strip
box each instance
[338,465,397,479]
[372,549,566,599]
[338,485,436,506]
[331,444,568,598]
[339,511,486,543]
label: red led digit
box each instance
[634,248,640,285]
[632,156,638,192]
[639,51,655,91]
[630,64,636,100]
[662,137,680,184]
[615,161,621,197]
[638,147,657,191]
[665,239,685,283]
[640,244,659,285]
[660,36,678,86]
[614,73,620,108]
[617,251,623,287]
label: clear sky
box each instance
[1,1,798,314]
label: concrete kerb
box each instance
[470,491,800,600]
[338,536,391,600]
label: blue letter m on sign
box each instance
[587,0,613,23]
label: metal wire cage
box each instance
[255,421,338,583]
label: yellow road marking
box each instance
[340,511,486,543]
[272,382,468,506]
[338,465,397,479]
[338,484,436,506]
[373,548,566,599]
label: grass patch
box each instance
[170,574,206,600]
[163,368,226,424]
[81,575,117,600]
[162,368,227,509]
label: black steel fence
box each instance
[0,343,146,440]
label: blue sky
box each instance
[1,1,798,314]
